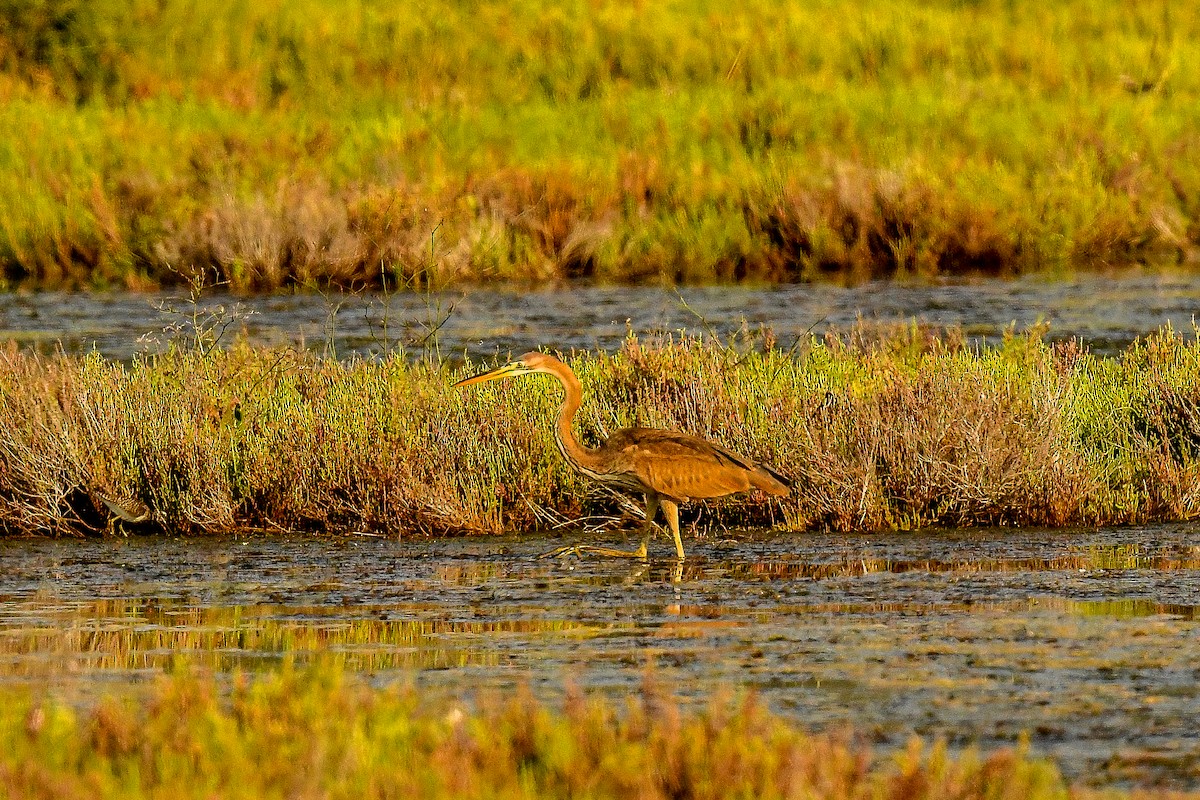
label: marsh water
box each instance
[4,271,1200,361]
[3,525,1199,789]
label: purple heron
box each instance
[454,352,791,559]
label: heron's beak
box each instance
[453,361,530,388]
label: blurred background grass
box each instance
[0,661,1080,800]
[1,0,1198,290]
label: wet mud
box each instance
[2,524,1199,788]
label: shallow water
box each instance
[3,271,1200,361]
[3,525,1199,788]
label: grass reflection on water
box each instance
[2,539,1198,678]
[0,598,622,676]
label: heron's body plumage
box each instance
[595,427,790,502]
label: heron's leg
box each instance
[538,492,659,560]
[634,491,659,554]
[660,499,685,559]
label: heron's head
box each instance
[453,351,562,388]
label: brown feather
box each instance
[599,427,788,502]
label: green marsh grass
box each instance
[0,662,1094,800]
[3,325,1200,537]
[2,0,1200,289]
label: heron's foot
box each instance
[539,542,649,560]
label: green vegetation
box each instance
[0,661,1110,799]
[3,325,1200,537]
[2,0,1199,289]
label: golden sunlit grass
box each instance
[3,324,1200,537]
[0,662,1088,800]
[2,0,1199,289]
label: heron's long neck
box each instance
[551,368,605,475]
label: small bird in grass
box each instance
[454,351,790,559]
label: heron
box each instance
[454,351,790,559]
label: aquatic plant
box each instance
[1,0,1199,289]
[0,661,1088,799]
[2,325,1200,537]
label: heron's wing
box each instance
[601,428,763,500]
[98,493,151,523]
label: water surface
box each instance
[3,525,1199,789]
[3,271,1199,361]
